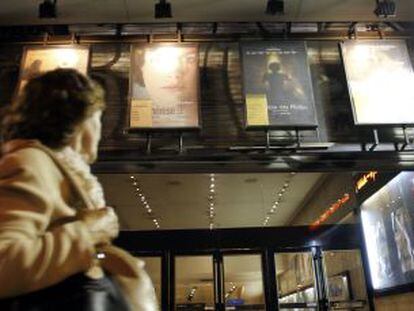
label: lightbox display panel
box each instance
[17,45,90,95]
[341,40,414,125]
[129,44,200,129]
[361,172,414,291]
[241,41,317,128]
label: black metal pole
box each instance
[312,247,329,311]
[161,250,171,311]
[214,251,225,311]
[262,248,278,311]
[166,251,175,311]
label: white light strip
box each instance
[130,175,160,229]
[263,172,296,227]
[208,173,216,230]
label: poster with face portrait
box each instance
[17,45,90,95]
[361,172,414,291]
[241,41,317,128]
[341,40,414,125]
[129,44,200,129]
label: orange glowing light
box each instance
[355,171,378,193]
[310,193,350,230]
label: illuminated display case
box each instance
[360,172,414,291]
[340,40,414,126]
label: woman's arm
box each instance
[0,149,96,298]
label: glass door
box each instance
[222,254,266,310]
[175,255,215,310]
[322,250,369,310]
[275,251,319,310]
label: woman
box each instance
[130,45,199,128]
[0,68,157,310]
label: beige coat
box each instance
[0,140,157,310]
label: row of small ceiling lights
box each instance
[263,172,296,226]
[207,173,216,230]
[130,175,160,229]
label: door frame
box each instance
[120,224,372,310]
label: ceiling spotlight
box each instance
[155,0,172,18]
[39,0,57,19]
[266,0,284,15]
[374,0,396,18]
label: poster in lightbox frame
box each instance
[129,43,200,130]
[340,40,414,126]
[360,172,414,292]
[16,45,90,97]
[240,41,318,129]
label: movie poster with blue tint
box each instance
[241,41,317,128]
[361,172,414,291]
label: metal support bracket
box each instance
[146,132,152,155]
[178,132,185,154]
[396,125,413,151]
[362,128,379,152]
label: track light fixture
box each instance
[374,0,396,18]
[266,0,284,15]
[39,0,57,19]
[155,0,172,18]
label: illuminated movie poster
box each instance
[361,172,414,291]
[241,41,317,128]
[341,40,414,125]
[18,46,90,95]
[129,44,200,129]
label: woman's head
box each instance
[2,68,105,158]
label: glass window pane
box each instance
[139,257,162,304]
[275,252,317,310]
[323,250,369,310]
[223,254,265,310]
[175,256,214,310]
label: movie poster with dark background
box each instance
[241,41,317,128]
[361,172,414,291]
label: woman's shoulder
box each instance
[0,140,62,181]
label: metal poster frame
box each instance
[128,42,202,131]
[340,39,414,127]
[240,40,318,130]
[16,44,90,99]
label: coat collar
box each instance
[2,139,95,210]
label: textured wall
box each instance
[0,39,412,153]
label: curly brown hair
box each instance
[1,68,105,149]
